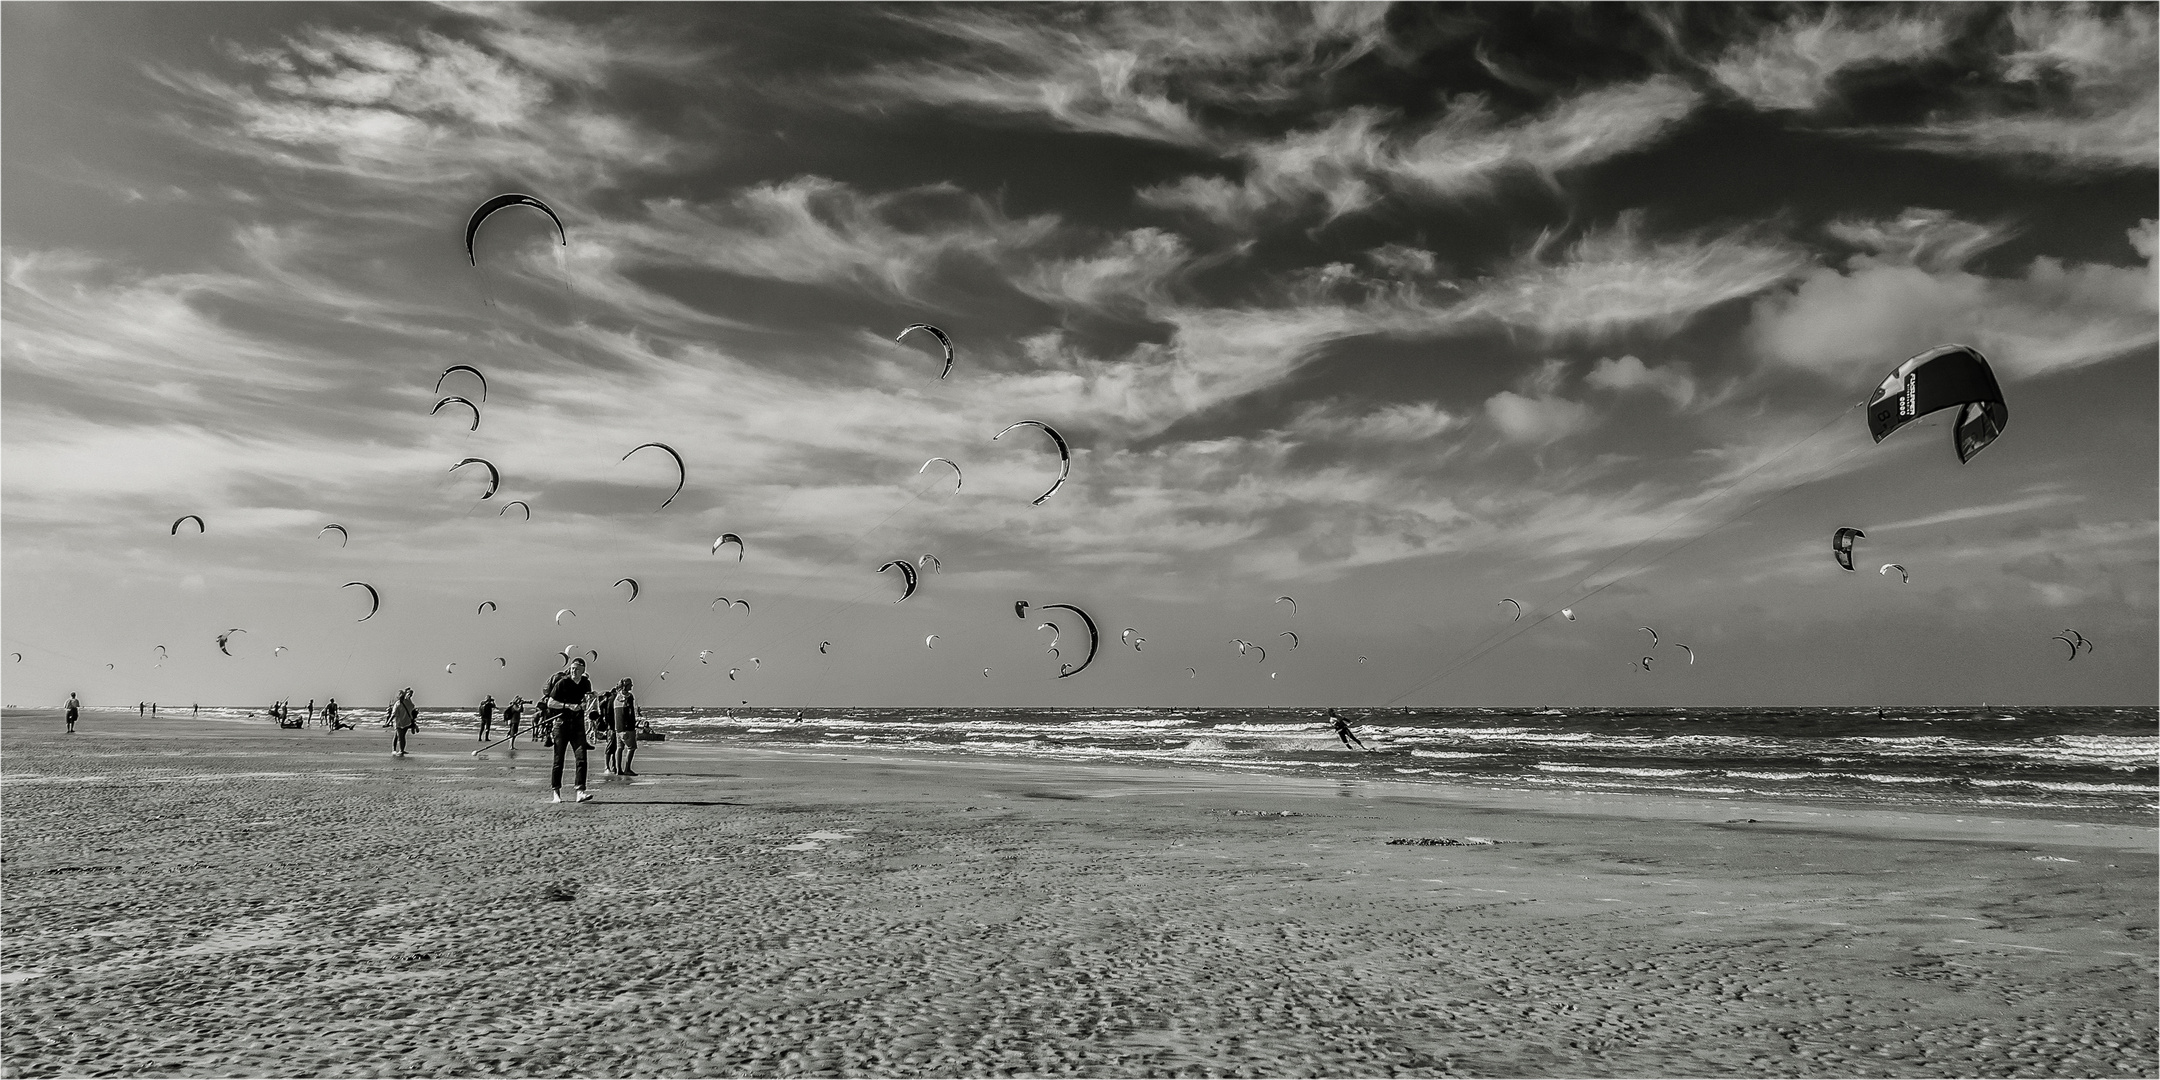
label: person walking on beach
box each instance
[307,699,315,725]
[541,658,594,803]
[502,696,524,746]
[390,688,418,757]
[1327,708,1367,751]
[610,677,641,777]
[477,694,497,742]
[139,702,145,716]
[325,698,346,730]
[66,693,80,734]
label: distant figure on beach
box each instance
[151,702,158,718]
[66,693,80,734]
[478,695,497,742]
[390,688,418,757]
[611,678,640,777]
[139,702,145,716]
[192,704,198,716]
[325,698,346,730]
[503,696,524,745]
[307,699,315,724]
[541,658,594,803]
[1327,708,1366,751]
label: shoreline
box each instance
[5,714,2154,1077]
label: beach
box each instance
[3,711,2153,1078]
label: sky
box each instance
[3,2,2154,710]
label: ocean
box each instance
[476,705,2157,823]
[188,704,2157,824]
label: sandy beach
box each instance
[3,711,2153,1078]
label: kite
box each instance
[1014,600,1029,619]
[500,500,531,520]
[820,642,831,654]
[477,601,496,614]
[919,553,941,573]
[171,515,205,535]
[1561,608,1575,621]
[1880,563,1909,584]
[878,559,918,602]
[713,533,745,560]
[1675,644,1694,665]
[895,323,955,379]
[991,420,1070,504]
[1833,528,1866,573]
[919,457,963,493]
[1274,596,1297,614]
[1499,598,1522,620]
[434,364,488,402]
[1639,627,1657,648]
[614,578,640,602]
[450,457,499,499]
[217,629,245,656]
[342,581,380,622]
[1865,344,2008,463]
[432,396,481,431]
[465,193,565,265]
[1280,631,1299,648]
[732,599,751,614]
[620,443,686,510]
[556,609,575,625]
[1040,603,1098,678]
[925,635,939,649]
[318,523,348,546]
[2052,635,2080,660]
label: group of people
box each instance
[527,658,644,803]
[379,658,645,804]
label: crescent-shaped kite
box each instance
[1499,598,1522,620]
[613,578,640,602]
[449,457,499,500]
[318,523,348,546]
[1275,596,1297,615]
[1638,626,1658,648]
[1040,603,1099,678]
[895,323,955,379]
[621,443,686,510]
[341,581,380,622]
[465,193,566,265]
[919,457,962,493]
[500,500,531,520]
[1880,563,1909,584]
[434,364,488,402]
[555,609,575,625]
[878,559,918,602]
[432,396,480,431]
[171,514,205,535]
[712,533,745,560]
[991,420,1071,505]
[476,601,496,614]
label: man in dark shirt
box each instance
[611,678,641,777]
[477,695,497,742]
[542,659,594,803]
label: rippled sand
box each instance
[4,712,2153,1078]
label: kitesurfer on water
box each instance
[1328,708,1367,751]
[542,659,594,803]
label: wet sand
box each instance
[3,711,2154,1078]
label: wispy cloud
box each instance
[1884,4,2158,170]
[1141,77,1702,229]
[831,4,1392,149]
[1707,8,1951,111]
[1749,218,2158,381]
[1456,211,1810,340]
